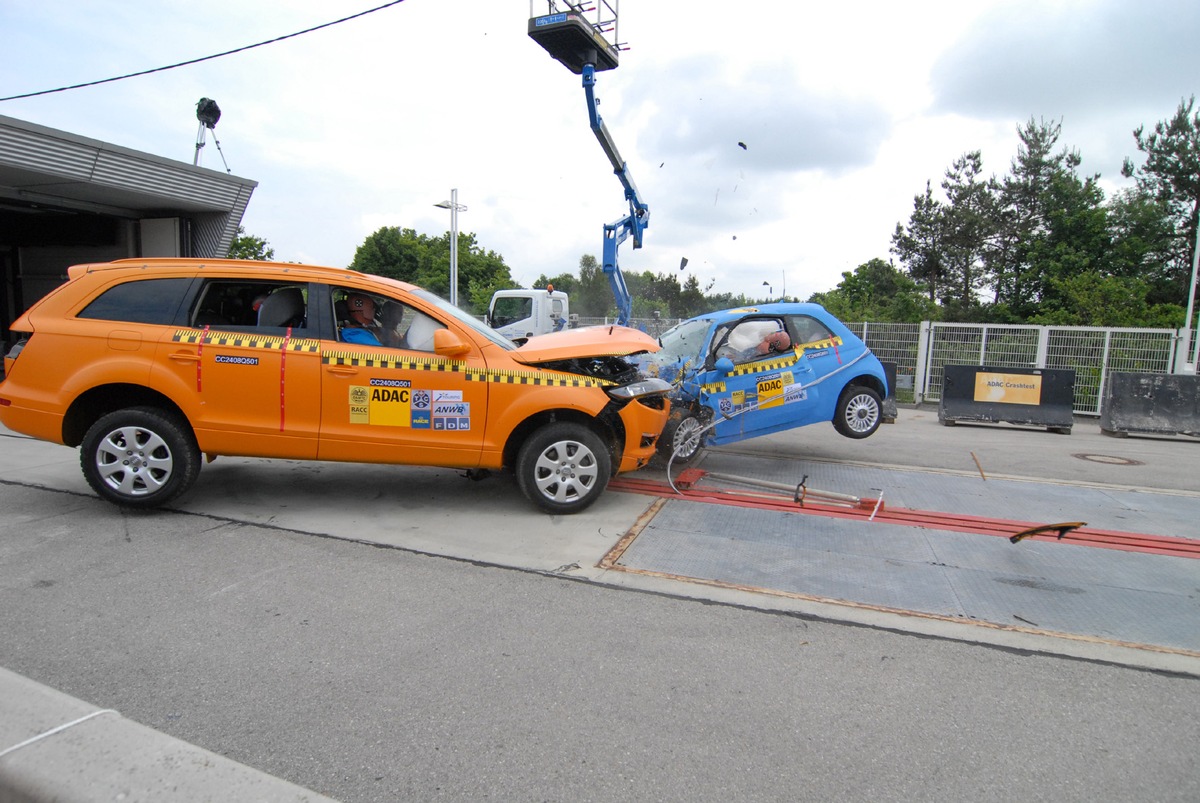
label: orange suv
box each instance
[0,259,671,513]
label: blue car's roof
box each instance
[685,302,836,326]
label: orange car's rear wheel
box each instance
[80,407,201,508]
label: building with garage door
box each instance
[0,113,257,348]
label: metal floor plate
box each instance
[613,455,1200,654]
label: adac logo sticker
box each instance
[756,371,793,409]
[348,384,467,429]
[349,383,412,427]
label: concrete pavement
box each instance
[2,406,1198,799]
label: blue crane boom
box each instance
[528,2,646,326]
[583,63,648,326]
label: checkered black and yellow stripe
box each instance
[468,368,612,388]
[176,331,618,387]
[323,351,613,388]
[174,330,320,352]
[324,352,461,372]
[700,336,842,392]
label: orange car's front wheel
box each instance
[516,422,611,515]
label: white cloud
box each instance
[1,0,1192,303]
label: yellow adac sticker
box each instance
[756,371,794,409]
[349,380,413,426]
[973,372,1042,405]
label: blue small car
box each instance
[638,303,889,463]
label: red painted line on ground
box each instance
[608,477,1199,559]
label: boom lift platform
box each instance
[528,1,647,326]
[527,0,621,73]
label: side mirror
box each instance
[433,329,470,357]
[715,357,735,375]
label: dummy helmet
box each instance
[756,330,792,354]
[346,293,376,324]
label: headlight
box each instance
[606,377,673,400]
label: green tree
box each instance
[349,226,518,314]
[808,258,938,322]
[533,273,578,296]
[891,181,946,303]
[882,101,1194,326]
[574,254,618,317]
[1122,95,1200,309]
[1030,273,1184,328]
[704,291,754,309]
[939,151,997,318]
[350,227,429,282]
[227,226,274,260]
[991,119,1067,314]
[678,273,713,318]
[1107,187,1178,286]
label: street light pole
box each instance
[1183,221,1200,373]
[434,189,467,307]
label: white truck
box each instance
[486,287,570,341]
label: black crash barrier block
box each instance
[880,361,898,423]
[938,364,1075,434]
[1100,372,1200,438]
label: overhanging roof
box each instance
[0,114,256,255]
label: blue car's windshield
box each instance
[641,318,711,380]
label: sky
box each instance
[2,0,1197,303]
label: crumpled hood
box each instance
[510,325,660,365]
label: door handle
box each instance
[169,351,201,364]
[326,365,358,376]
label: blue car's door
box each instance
[783,313,847,425]
[704,316,806,443]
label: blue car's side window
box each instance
[714,319,791,366]
[789,315,835,347]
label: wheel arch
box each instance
[63,384,189,447]
[502,407,622,475]
[846,372,887,400]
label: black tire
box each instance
[654,409,705,467]
[833,385,882,439]
[80,407,201,508]
[516,422,611,514]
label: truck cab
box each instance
[487,288,570,342]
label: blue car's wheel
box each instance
[654,408,706,467]
[834,385,882,439]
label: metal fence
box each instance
[847,322,1190,415]
[581,316,1194,416]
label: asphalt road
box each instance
[2,465,1199,801]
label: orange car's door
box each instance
[317,287,487,467]
[156,280,321,459]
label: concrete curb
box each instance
[0,667,337,802]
